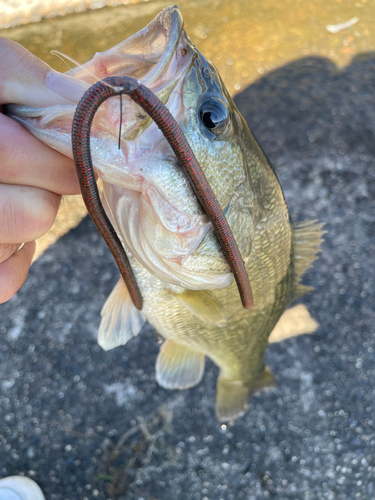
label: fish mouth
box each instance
[69,5,187,86]
[8,6,192,138]
[7,6,232,288]
[86,7,232,288]
[63,5,193,140]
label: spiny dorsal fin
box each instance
[98,278,145,351]
[268,304,319,344]
[293,220,325,298]
[155,339,205,389]
[171,289,227,327]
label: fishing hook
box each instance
[71,76,254,311]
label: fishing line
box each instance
[50,50,75,70]
[118,92,123,150]
[50,50,121,92]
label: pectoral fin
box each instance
[98,278,145,351]
[155,339,205,389]
[216,367,275,421]
[171,289,227,327]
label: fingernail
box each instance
[46,71,90,103]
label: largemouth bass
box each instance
[7,6,322,420]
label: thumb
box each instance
[0,38,73,107]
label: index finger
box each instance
[0,112,80,195]
[0,38,72,107]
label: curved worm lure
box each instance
[71,76,254,311]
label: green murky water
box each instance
[1,0,375,95]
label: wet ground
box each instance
[1,1,375,499]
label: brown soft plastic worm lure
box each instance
[71,76,253,311]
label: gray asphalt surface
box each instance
[1,54,375,500]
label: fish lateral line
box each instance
[71,75,254,311]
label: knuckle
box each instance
[0,187,60,241]
[0,262,27,304]
[29,191,60,236]
[0,242,34,304]
[0,243,19,263]
[0,190,20,240]
[0,128,18,160]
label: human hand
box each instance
[0,38,81,303]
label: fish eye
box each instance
[198,98,230,135]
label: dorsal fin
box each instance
[293,220,325,298]
[268,304,319,343]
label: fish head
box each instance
[7,6,280,291]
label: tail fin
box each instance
[216,367,275,421]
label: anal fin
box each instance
[216,367,275,421]
[155,339,205,390]
[171,289,227,327]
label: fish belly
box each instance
[130,217,293,420]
